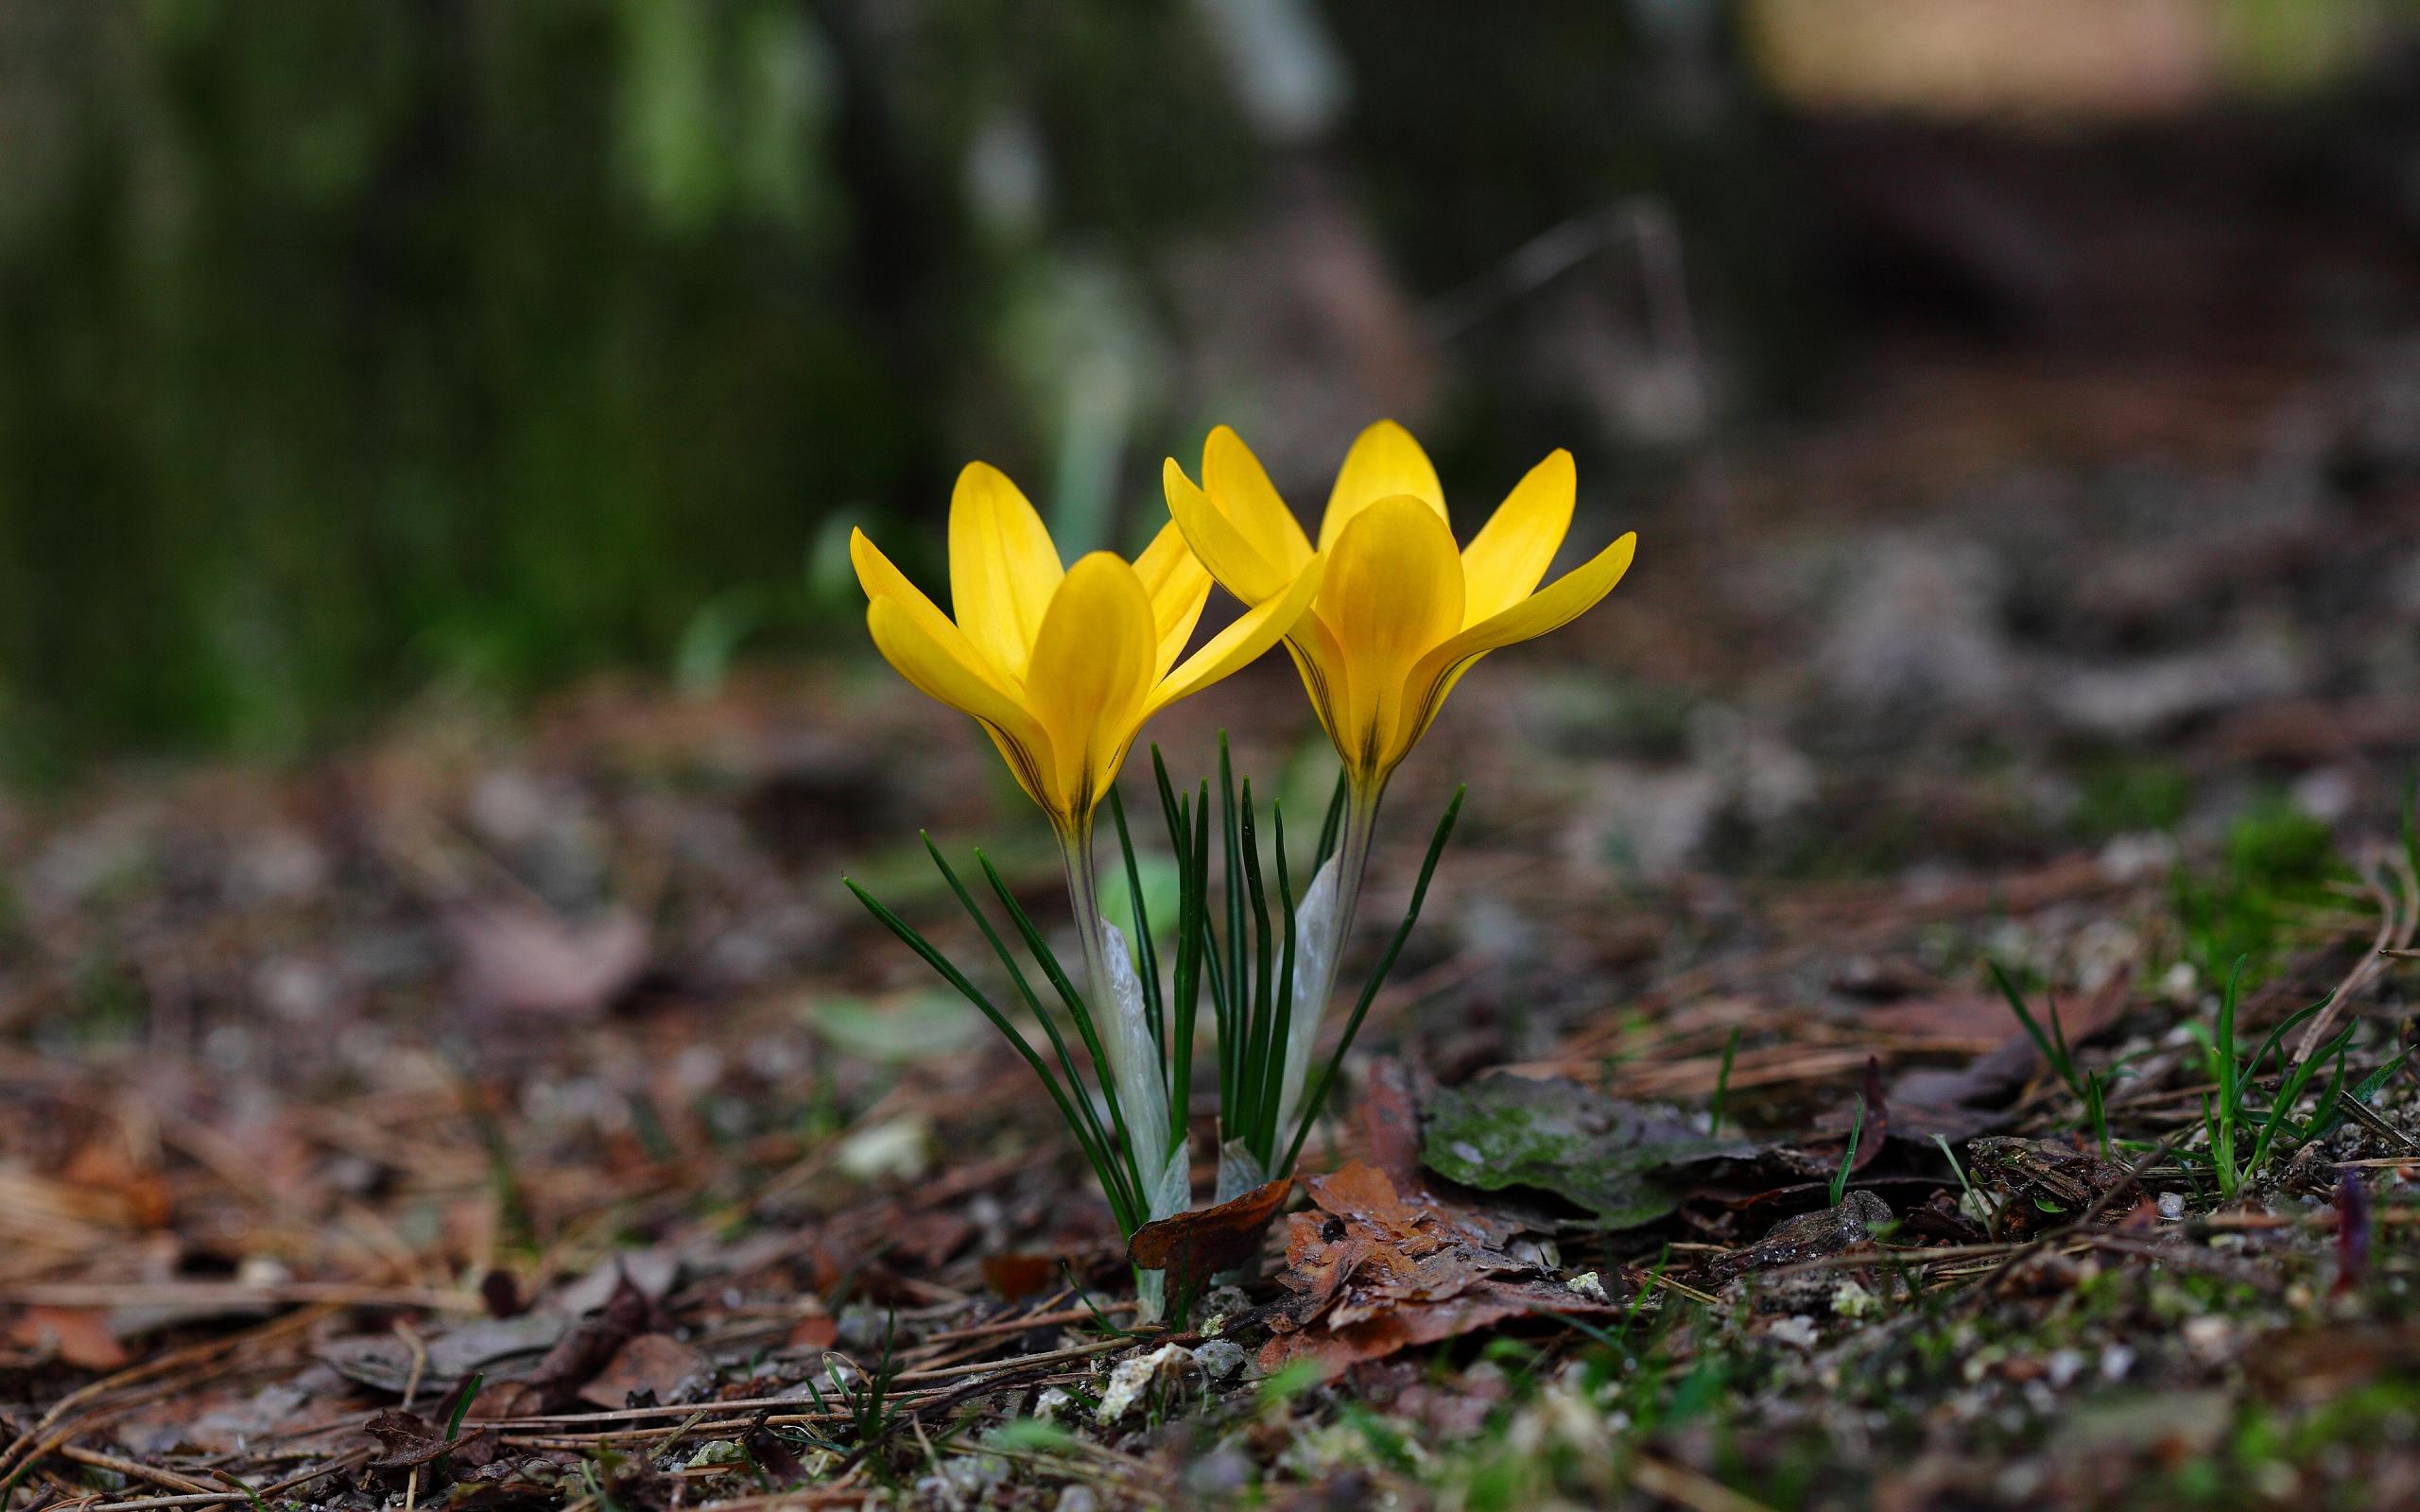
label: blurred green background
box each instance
[0,0,2402,766]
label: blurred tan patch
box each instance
[1748,0,2224,120]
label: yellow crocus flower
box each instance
[1164,420,1637,793]
[852,460,1325,836]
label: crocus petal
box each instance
[852,529,1023,702]
[1023,553,1159,815]
[1165,457,1289,604]
[1149,554,1327,715]
[1133,519,1212,680]
[1318,420,1446,553]
[866,595,1056,809]
[1279,613,1352,749]
[1459,449,1576,626]
[1321,495,1463,775]
[1392,530,1638,764]
[1202,425,1314,576]
[948,461,1063,681]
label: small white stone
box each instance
[1767,1314,1821,1349]
[2158,1192,2187,1220]
[2101,1344,2135,1381]
[1191,1339,1246,1382]
[1831,1279,1880,1319]
[1096,1343,1191,1422]
[2183,1315,2232,1360]
[2046,1349,2084,1387]
[835,1117,933,1182]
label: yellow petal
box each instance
[1149,555,1327,715]
[1321,495,1463,775]
[948,462,1063,680]
[1023,553,1159,816]
[852,529,1023,703]
[1318,420,1445,553]
[1165,457,1288,604]
[1459,449,1576,626]
[1202,426,1314,576]
[1391,530,1638,765]
[1133,519,1212,680]
[865,595,1055,809]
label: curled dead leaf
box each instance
[1128,1177,1292,1299]
[1257,1161,1619,1379]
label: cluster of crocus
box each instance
[846,421,1635,1317]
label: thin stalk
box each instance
[1273,781,1384,1138]
[1060,818,1180,1182]
[1105,787,1165,1054]
[1281,785,1463,1175]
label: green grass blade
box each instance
[844,876,1136,1231]
[1314,768,1348,872]
[1830,1096,1864,1206]
[1708,1025,1741,1137]
[1988,960,2080,1098]
[976,850,1143,1204]
[2235,993,2333,1119]
[921,836,1135,1217]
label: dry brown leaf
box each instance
[1127,1177,1292,1301]
[979,1253,1059,1302]
[452,903,649,1019]
[1257,1161,1618,1379]
[8,1306,129,1370]
[577,1332,710,1408]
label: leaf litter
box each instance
[7,295,2420,1507]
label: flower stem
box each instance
[1062,814,1185,1322]
[1273,779,1384,1149]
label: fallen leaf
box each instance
[1127,1177,1292,1300]
[786,1314,839,1350]
[552,1249,680,1315]
[578,1332,710,1408]
[452,902,649,1019]
[476,1276,652,1416]
[979,1253,1059,1302]
[1886,973,2131,1143]
[1358,1058,1427,1189]
[1258,1161,1619,1379]
[805,993,983,1063]
[317,1313,569,1397]
[362,1407,492,1473]
[8,1306,129,1370]
[1709,1191,1893,1284]
[1421,1074,1753,1228]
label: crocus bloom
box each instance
[1166,421,1635,1176]
[854,460,1327,1281]
[853,461,1325,837]
[1165,421,1635,795]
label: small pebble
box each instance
[1192,1339,1246,1382]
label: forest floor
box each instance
[6,328,2420,1510]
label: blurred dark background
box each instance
[1,0,2415,770]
